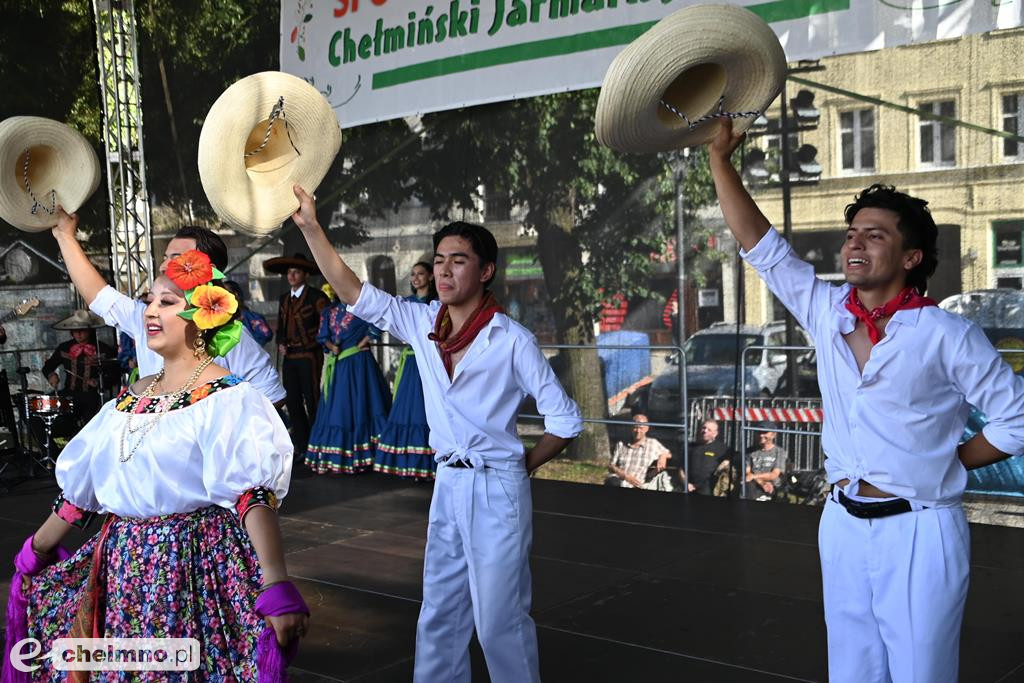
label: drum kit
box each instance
[0,301,121,490]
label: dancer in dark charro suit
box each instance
[266,253,329,456]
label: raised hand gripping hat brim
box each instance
[198,71,342,236]
[0,117,100,232]
[595,4,787,153]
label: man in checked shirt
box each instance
[709,118,1024,683]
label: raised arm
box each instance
[51,207,109,306]
[291,185,362,305]
[708,118,772,253]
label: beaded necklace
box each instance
[119,356,215,463]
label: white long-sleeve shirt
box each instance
[743,228,1024,507]
[90,285,286,403]
[351,282,583,469]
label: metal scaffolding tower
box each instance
[92,0,153,297]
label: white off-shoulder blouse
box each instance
[54,375,292,519]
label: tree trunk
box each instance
[533,210,611,464]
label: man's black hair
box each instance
[173,225,229,271]
[432,221,498,289]
[844,184,939,295]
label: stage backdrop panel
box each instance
[280,0,1024,129]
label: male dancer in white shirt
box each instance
[709,119,1024,682]
[291,185,582,683]
[51,207,285,403]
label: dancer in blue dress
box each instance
[306,284,392,474]
[375,262,438,479]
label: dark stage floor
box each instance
[2,469,1023,682]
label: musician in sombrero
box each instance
[41,309,118,424]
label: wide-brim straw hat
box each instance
[0,117,101,232]
[198,71,342,236]
[52,309,107,330]
[595,4,787,153]
[264,252,320,275]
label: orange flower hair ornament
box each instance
[167,250,243,357]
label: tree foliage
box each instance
[411,89,723,341]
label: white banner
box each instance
[280,0,1024,129]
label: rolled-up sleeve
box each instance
[513,335,583,439]
[350,282,432,346]
[740,227,836,339]
[90,285,145,340]
[951,323,1024,456]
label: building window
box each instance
[1004,93,1024,160]
[919,100,956,166]
[840,109,875,172]
[994,221,1024,268]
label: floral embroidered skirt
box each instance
[306,351,391,475]
[26,505,263,681]
[374,352,436,480]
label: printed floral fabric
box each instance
[235,486,279,521]
[26,505,264,681]
[114,375,242,414]
[50,492,97,530]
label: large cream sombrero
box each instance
[52,309,107,330]
[595,4,787,153]
[0,117,101,232]
[198,71,341,235]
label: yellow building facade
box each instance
[743,27,1024,324]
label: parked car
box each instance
[641,321,817,424]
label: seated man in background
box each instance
[745,421,788,501]
[605,414,671,489]
[686,418,733,495]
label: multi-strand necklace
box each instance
[119,356,215,463]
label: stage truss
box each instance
[92,0,153,298]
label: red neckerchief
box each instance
[845,286,937,345]
[69,342,97,360]
[429,291,504,377]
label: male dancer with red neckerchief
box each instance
[710,119,1024,683]
[290,186,582,683]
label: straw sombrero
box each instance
[0,117,100,232]
[595,4,787,153]
[198,71,341,236]
[52,309,107,330]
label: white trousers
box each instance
[413,464,540,683]
[818,496,971,683]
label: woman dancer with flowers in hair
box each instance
[2,209,309,682]
[374,262,438,479]
[305,283,391,474]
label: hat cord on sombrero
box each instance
[244,96,302,160]
[659,95,763,131]
[21,149,56,216]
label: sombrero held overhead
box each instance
[595,4,787,153]
[0,117,101,232]
[198,71,342,236]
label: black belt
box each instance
[446,459,474,468]
[833,487,915,519]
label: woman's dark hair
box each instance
[221,279,248,309]
[174,225,229,271]
[844,184,938,295]
[432,221,498,289]
[411,261,439,301]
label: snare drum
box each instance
[26,395,74,415]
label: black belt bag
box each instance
[833,486,916,519]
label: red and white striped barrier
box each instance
[713,406,824,423]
